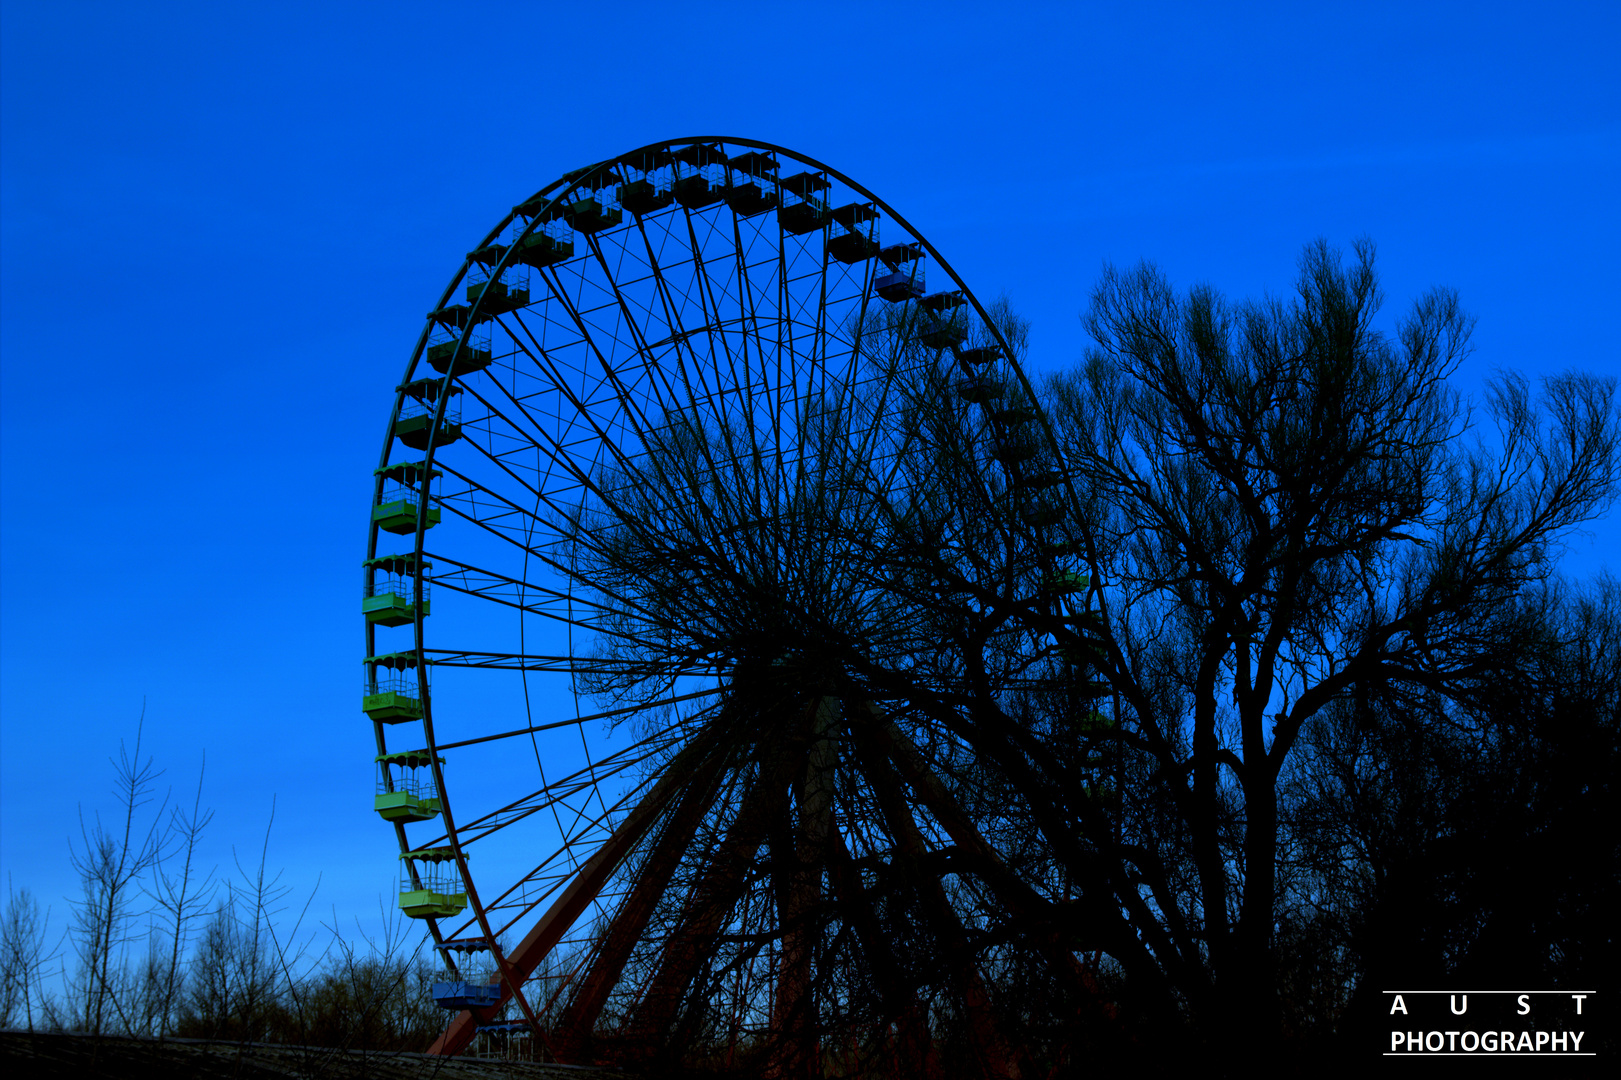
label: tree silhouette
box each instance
[974,239,1621,1054]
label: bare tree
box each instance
[67,710,167,1035]
[171,798,314,1042]
[174,895,278,1039]
[282,900,442,1052]
[998,238,1621,1050]
[141,753,216,1038]
[1,882,59,1030]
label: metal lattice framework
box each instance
[362,138,1102,1073]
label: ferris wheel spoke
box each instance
[421,550,652,629]
[424,557,610,616]
[468,712,739,919]
[528,259,674,480]
[491,314,665,517]
[581,219,786,577]
[627,213,721,418]
[419,578,654,649]
[447,692,712,899]
[627,212,725,414]
[465,814,646,933]
[450,774,637,857]
[427,474,682,636]
[579,229,675,422]
[670,207,769,532]
[427,681,719,749]
[832,353,944,580]
[501,293,758,573]
[449,376,598,502]
[442,718,711,846]
[447,375,651,546]
[716,208,780,522]
[434,757,665,858]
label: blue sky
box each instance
[2,1,1617,960]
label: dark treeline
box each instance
[1287,580,1618,1045]
[2,882,445,1055]
[0,730,445,1054]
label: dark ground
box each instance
[0,1031,636,1080]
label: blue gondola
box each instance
[431,980,502,1009]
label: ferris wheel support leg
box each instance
[428,727,726,1057]
[626,731,807,1057]
[550,750,728,1061]
[767,697,839,1079]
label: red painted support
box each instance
[623,740,800,1051]
[428,728,724,1056]
[767,698,838,1079]
[549,750,727,1061]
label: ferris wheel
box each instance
[362,138,1093,1070]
